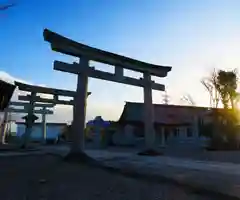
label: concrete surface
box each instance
[2,145,240,199]
[0,154,218,200]
[40,146,240,199]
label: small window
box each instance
[187,127,192,137]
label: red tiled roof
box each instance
[118,102,221,125]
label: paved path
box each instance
[86,149,240,175]
[0,154,217,200]
[85,150,240,199]
[2,146,240,176]
[38,146,240,198]
[2,145,240,198]
[103,155,240,175]
[2,146,240,177]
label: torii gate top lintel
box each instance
[15,81,78,97]
[15,82,91,106]
[43,29,172,78]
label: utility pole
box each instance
[162,91,169,104]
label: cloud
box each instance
[48,105,73,123]
[0,71,29,85]
[86,100,122,121]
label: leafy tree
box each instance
[216,69,238,109]
[202,69,240,150]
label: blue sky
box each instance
[1,0,240,121]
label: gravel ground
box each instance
[0,154,219,200]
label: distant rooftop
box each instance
[118,102,223,125]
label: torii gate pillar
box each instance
[41,107,47,144]
[21,92,36,147]
[143,72,156,149]
[71,57,89,153]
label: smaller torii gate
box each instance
[2,101,54,145]
[15,81,91,150]
[9,101,54,143]
[43,29,172,156]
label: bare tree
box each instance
[201,78,213,107]
[0,2,15,11]
[180,94,196,106]
[201,68,220,108]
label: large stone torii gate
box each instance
[43,29,172,156]
[15,81,91,149]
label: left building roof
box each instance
[0,80,16,111]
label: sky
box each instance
[1,0,240,122]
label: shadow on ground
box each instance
[0,154,229,200]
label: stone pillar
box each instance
[0,109,8,144]
[41,108,47,144]
[143,72,155,149]
[23,118,33,146]
[115,66,123,78]
[160,127,165,147]
[71,57,89,153]
[22,92,36,147]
